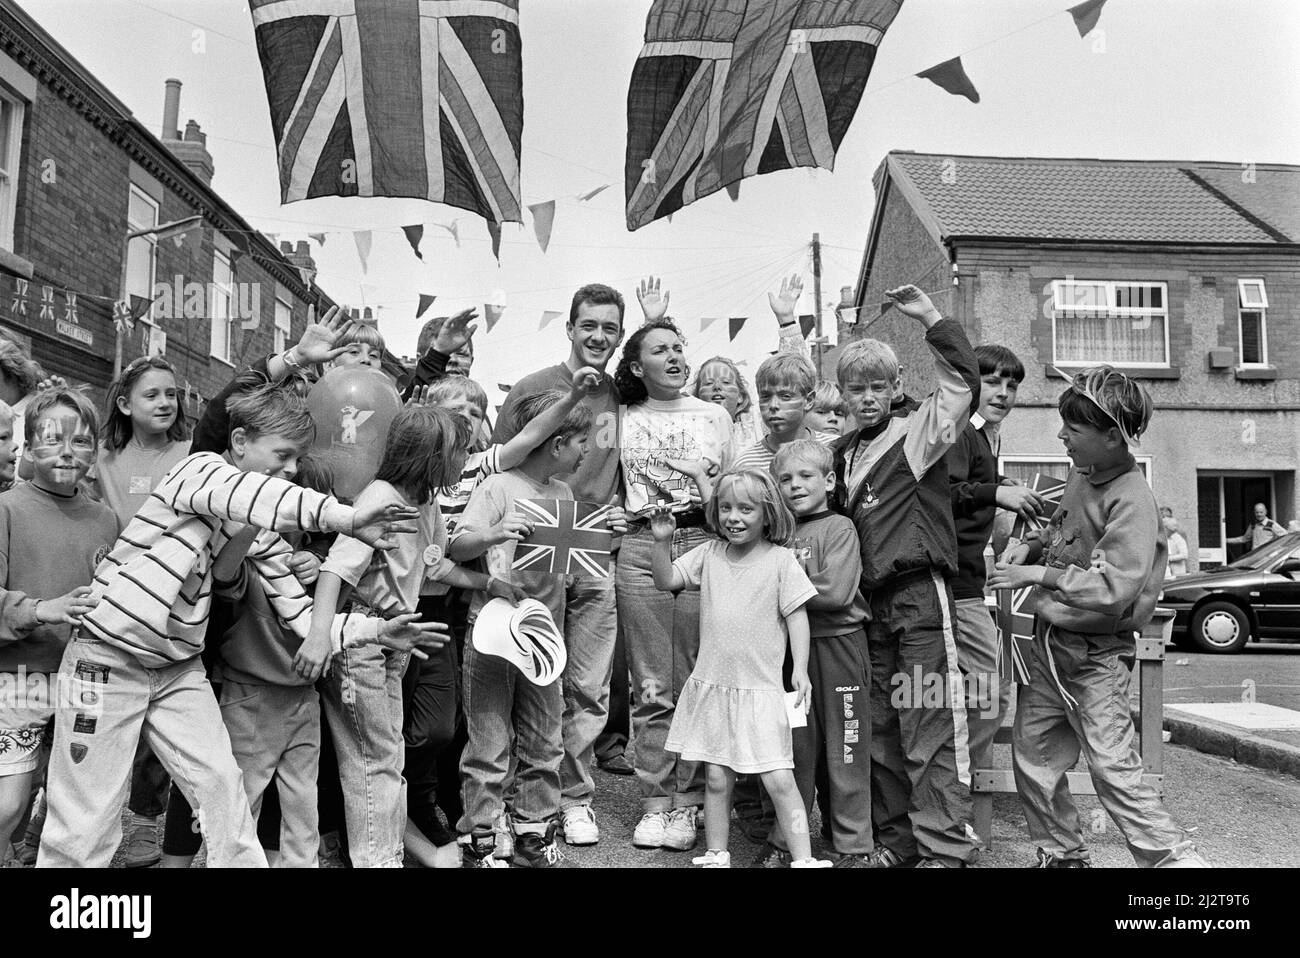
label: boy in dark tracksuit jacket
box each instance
[830,285,981,868]
[989,367,1205,868]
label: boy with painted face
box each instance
[0,390,118,863]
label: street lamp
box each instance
[113,213,203,380]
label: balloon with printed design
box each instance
[306,366,400,500]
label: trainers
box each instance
[596,754,634,776]
[632,810,670,849]
[1035,848,1090,868]
[460,834,508,869]
[512,824,564,868]
[691,849,731,868]
[662,806,698,851]
[841,847,919,868]
[122,815,161,868]
[753,843,793,868]
[560,805,599,846]
[492,812,514,860]
[791,857,833,868]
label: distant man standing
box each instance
[492,284,626,847]
[1227,503,1286,551]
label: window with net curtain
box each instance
[1052,280,1168,366]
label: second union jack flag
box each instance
[513,500,613,577]
[998,586,1035,685]
[624,0,903,230]
[1009,472,1068,542]
[248,0,522,223]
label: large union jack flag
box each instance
[998,585,1035,685]
[624,0,903,230]
[248,0,522,223]
[513,500,613,577]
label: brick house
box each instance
[0,0,331,419]
[848,151,1300,571]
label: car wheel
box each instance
[1189,601,1251,654]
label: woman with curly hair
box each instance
[613,319,733,853]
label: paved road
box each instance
[1163,643,1300,712]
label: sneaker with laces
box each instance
[632,810,670,849]
[662,806,698,851]
[122,814,161,868]
[512,824,564,868]
[460,834,508,869]
[753,843,793,868]
[839,846,919,868]
[691,849,731,868]
[560,805,599,846]
[492,812,514,860]
[1035,848,1090,868]
[791,857,833,868]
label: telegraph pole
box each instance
[812,232,823,379]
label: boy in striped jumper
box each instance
[37,385,418,868]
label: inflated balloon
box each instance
[306,366,401,500]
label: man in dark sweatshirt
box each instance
[829,284,981,868]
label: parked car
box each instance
[1160,532,1300,653]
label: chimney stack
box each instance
[160,79,215,186]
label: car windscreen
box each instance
[1228,534,1300,571]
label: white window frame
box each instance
[0,87,25,252]
[1195,470,1276,566]
[1050,279,1170,369]
[999,454,1153,487]
[1237,279,1269,367]
[274,296,292,355]
[210,249,234,365]
[126,185,159,327]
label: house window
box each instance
[274,297,292,355]
[1237,279,1269,366]
[1051,279,1169,367]
[0,90,24,251]
[999,455,1152,487]
[125,186,159,325]
[210,249,234,364]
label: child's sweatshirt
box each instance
[1029,456,1167,636]
[0,483,120,674]
[793,510,869,637]
[79,453,356,668]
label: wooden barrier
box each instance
[971,608,1173,848]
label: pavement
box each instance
[1160,642,1300,779]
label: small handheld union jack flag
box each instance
[998,586,1035,685]
[512,499,613,577]
[1009,472,1068,542]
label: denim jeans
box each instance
[458,632,563,837]
[595,619,630,763]
[616,525,708,813]
[1013,621,1200,867]
[320,644,409,867]
[38,636,266,868]
[559,574,617,809]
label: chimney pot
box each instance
[280,240,294,255]
[184,119,206,147]
[296,240,310,257]
[162,78,182,140]
[363,307,373,321]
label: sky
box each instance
[18,0,1300,399]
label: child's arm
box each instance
[264,305,353,380]
[446,482,534,562]
[803,522,864,612]
[495,366,602,472]
[294,569,348,682]
[1038,492,1160,615]
[430,562,529,604]
[888,285,980,482]
[785,605,812,711]
[768,274,814,359]
[401,308,478,401]
[649,508,687,591]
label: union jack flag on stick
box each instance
[998,586,1035,685]
[248,0,523,224]
[513,500,613,577]
[624,0,903,230]
[1008,472,1068,543]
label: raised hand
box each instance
[637,275,670,323]
[649,504,677,542]
[884,285,941,325]
[571,365,602,395]
[405,385,434,408]
[350,501,422,550]
[767,274,804,326]
[431,308,479,355]
[290,305,352,366]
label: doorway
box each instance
[1196,472,1276,567]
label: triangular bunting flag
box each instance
[416,294,436,319]
[298,266,316,287]
[700,317,720,332]
[728,317,746,341]
[528,201,556,254]
[498,383,513,393]
[725,180,740,202]
[229,249,244,273]
[435,220,460,248]
[265,233,279,246]
[576,184,611,202]
[539,310,563,330]
[354,230,372,272]
[487,220,502,262]
[402,224,424,260]
[484,303,506,333]
[129,294,155,322]
[1068,0,1107,36]
[798,314,816,339]
[309,232,326,246]
[917,57,980,103]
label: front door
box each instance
[1197,472,1276,568]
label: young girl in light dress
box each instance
[650,467,830,868]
